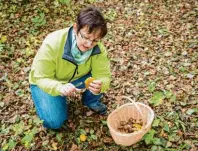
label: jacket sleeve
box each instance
[32,38,63,96]
[91,43,111,93]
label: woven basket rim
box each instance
[107,102,154,136]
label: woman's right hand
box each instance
[59,83,79,96]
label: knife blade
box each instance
[74,82,84,87]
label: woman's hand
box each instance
[89,80,102,94]
[60,83,79,96]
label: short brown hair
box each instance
[76,6,107,38]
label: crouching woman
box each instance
[29,6,111,129]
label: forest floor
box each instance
[0,0,198,150]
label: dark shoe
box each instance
[87,101,107,115]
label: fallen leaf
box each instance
[52,142,58,150]
[86,110,93,116]
[70,143,80,151]
[1,35,7,43]
[149,91,165,106]
[103,136,113,144]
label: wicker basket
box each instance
[107,96,154,146]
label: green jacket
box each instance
[29,27,111,96]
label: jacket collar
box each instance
[62,26,101,64]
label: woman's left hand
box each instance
[89,80,102,94]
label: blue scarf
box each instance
[71,31,93,65]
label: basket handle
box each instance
[121,96,146,128]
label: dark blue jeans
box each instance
[30,73,102,129]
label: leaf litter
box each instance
[0,0,198,150]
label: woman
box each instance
[29,6,111,129]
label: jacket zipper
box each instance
[68,65,78,82]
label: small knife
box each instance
[74,82,84,87]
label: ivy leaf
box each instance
[21,127,38,148]
[186,108,196,115]
[0,43,5,51]
[90,129,94,135]
[33,117,43,126]
[152,119,160,127]
[90,134,97,140]
[2,143,9,151]
[148,81,156,92]
[163,123,170,132]
[151,145,158,151]
[149,91,165,106]
[8,139,17,149]
[143,129,156,145]
[2,139,17,150]
[56,133,63,142]
[13,121,25,135]
[22,134,34,148]
[79,129,86,135]
[101,120,107,125]
[164,90,172,98]
[1,125,10,135]
[153,138,162,145]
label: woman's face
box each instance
[74,25,101,52]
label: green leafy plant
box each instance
[101,120,107,125]
[105,8,117,21]
[21,127,38,148]
[143,129,156,145]
[149,90,176,106]
[88,129,97,140]
[0,43,5,52]
[147,81,156,92]
[13,121,25,135]
[2,138,17,151]
[58,0,71,4]
[149,91,165,106]
[31,13,46,27]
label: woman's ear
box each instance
[73,23,77,34]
